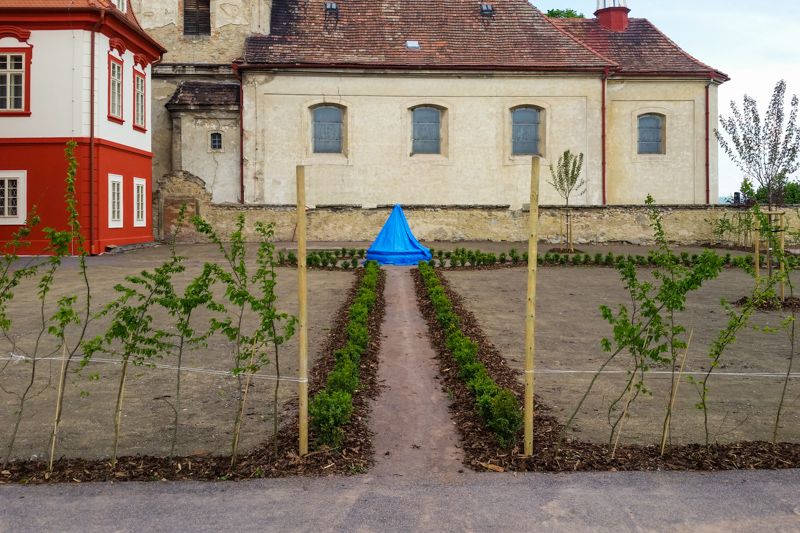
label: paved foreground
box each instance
[2,470,799,532]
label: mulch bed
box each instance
[1,268,387,484]
[735,296,800,312]
[412,268,800,473]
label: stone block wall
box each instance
[156,173,798,245]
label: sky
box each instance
[531,0,800,198]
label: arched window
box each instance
[412,106,442,154]
[638,113,665,154]
[512,106,542,156]
[209,131,223,151]
[313,105,344,153]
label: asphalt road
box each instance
[2,470,800,532]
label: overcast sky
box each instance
[531,0,800,198]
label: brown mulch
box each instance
[412,268,800,473]
[547,247,585,254]
[1,268,387,484]
[734,296,800,312]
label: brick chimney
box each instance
[595,0,630,32]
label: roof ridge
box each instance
[544,13,618,68]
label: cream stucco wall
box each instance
[132,0,268,64]
[606,79,719,205]
[243,71,605,209]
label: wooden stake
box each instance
[297,165,309,456]
[780,212,786,301]
[755,234,760,285]
[524,157,541,457]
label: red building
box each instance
[0,0,165,254]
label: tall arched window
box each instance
[412,106,442,154]
[638,113,665,154]
[313,105,344,153]
[512,106,543,156]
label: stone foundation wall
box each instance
[156,173,799,245]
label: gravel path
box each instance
[370,267,464,478]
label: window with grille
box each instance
[312,106,343,153]
[134,71,146,129]
[0,171,25,225]
[209,132,223,151]
[109,174,123,228]
[638,114,665,154]
[134,178,146,227]
[184,0,211,36]
[412,106,442,155]
[0,53,25,112]
[109,56,123,121]
[512,107,542,156]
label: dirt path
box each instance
[370,267,463,477]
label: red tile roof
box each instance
[553,17,729,81]
[244,0,614,71]
[243,0,726,81]
[166,82,241,108]
[0,0,164,54]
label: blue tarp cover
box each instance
[366,205,432,266]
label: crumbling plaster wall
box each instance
[131,0,269,64]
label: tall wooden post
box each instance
[524,157,541,457]
[296,166,309,456]
[780,212,786,301]
[754,235,760,285]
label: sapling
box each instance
[48,141,94,472]
[547,150,585,252]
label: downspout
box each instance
[705,81,711,205]
[234,63,244,204]
[89,11,105,254]
[601,67,609,206]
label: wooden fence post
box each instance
[297,165,309,456]
[524,157,541,457]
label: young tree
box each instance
[548,149,585,252]
[718,80,800,208]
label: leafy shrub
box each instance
[309,390,353,447]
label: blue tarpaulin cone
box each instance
[366,205,432,266]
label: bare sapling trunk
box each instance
[231,346,257,468]
[774,312,796,443]
[660,330,693,455]
[111,357,131,468]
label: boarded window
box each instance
[313,106,343,153]
[512,107,541,156]
[184,0,211,36]
[638,114,665,154]
[412,106,441,154]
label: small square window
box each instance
[210,132,223,151]
[0,171,26,226]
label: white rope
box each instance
[0,355,307,383]
[534,369,800,379]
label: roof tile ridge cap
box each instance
[637,18,728,80]
[539,10,618,67]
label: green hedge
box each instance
[309,261,380,447]
[418,261,522,449]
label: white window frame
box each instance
[115,0,127,12]
[0,52,26,112]
[133,70,146,129]
[133,177,146,227]
[109,56,123,121]
[0,170,27,226]
[108,174,123,228]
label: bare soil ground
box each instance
[0,244,353,462]
[444,266,800,447]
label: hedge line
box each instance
[426,248,776,270]
[309,261,380,447]
[417,261,522,448]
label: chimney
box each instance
[595,0,630,32]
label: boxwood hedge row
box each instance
[309,261,380,447]
[417,261,522,449]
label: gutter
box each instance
[88,10,105,255]
[602,67,609,206]
[705,81,711,205]
[233,62,244,204]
